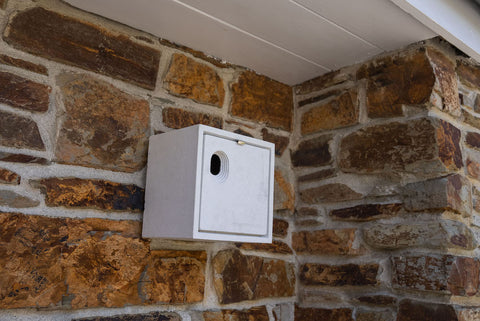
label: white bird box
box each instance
[142,125,275,243]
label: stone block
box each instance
[0,71,50,112]
[330,203,401,221]
[300,263,378,286]
[0,54,47,75]
[0,168,20,185]
[0,110,44,150]
[262,128,289,156]
[294,306,353,321]
[300,183,362,204]
[162,106,222,129]
[291,134,332,167]
[203,306,269,321]
[397,300,458,321]
[0,190,38,208]
[292,229,363,255]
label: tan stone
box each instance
[235,240,293,254]
[301,88,358,134]
[231,71,293,131]
[292,229,363,255]
[164,53,225,107]
[0,168,20,185]
[56,74,149,172]
[274,169,294,212]
[212,249,295,304]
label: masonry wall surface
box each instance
[2,0,480,320]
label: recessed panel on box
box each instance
[142,125,274,243]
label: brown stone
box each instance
[291,134,332,167]
[0,212,205,309]
[338,118,439,174]
[233,128,253,137]
[162,107,222,129]
[0,71,50,112]
[458,309,480,321]
[473,187,480,212]
[296,207,318,217]
[295,69,352,95]
[0,54,47,75]
[0,152,48,164]
[235,240,293,254]
[55,74,149,172]
[33,177,144,212]
[294,306,353,321]
[397,300,458,321]
[300,183,362,204]
[463,110,480,129]
[139,250,206,304]
[355,295,397,306]
[356,311,394,321]
[300,263,378,286]
[298,168,336,183]
[212,249,295,304]
[4,7,160,89]
[437,120,462,170]
[392,255,480,296]
[231,71,293,131]
[262,128,289,156]
[358,50,435,118]
[273,219,289,237]
[292,229,363,255]
[301,88,358,134]
[297,89,342,108]
[0,0,6,9]
[403,174,471,215]
[457,61,480,90]
[0,110,44,150]
[295,219,322,228]
[466,132,480,149]
[74,312,180,321]
[164,53,225,107]
[467,158,480,180]
[427,48,461,116]
[364,220,476,250]
[0,168,20,185]
[0,190,38,208]
[274,169,294,212]
[203,306,269,321]
[330,203,401,221]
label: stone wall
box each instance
[292,41,480,320]
[2,0,480,320]
[0,0,296,320]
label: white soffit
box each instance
[64,0,436,85]
[392,0,480,63]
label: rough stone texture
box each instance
[357,50,435,118]
[203,306,269,321]
[356,311,394,321]
[436,120,462,170]
[330,203,401,221]
[0,110,44,150]
[74,312,180,321]
[0,71,50,112]
[0,168,20,185]
[291,135,332,167]
[273,218,289,237]
[0,212,205,309]
[466,132,480,149]
[338,118,439,174]
[231,71,293,131]
[300,183,362,204]
[297,89,342,108]
[427,48,461,116]
[0,152,48,165]
[467,158,480,180]
[403,174,471,215]
[0,54,47,75]
[4,7,160,89]
[301,88,358,134]
[292,229,363,255]
[463,110,480,130]
[294,306,353,321]
[212,249,295,304]
[458,309,480,321]
[0,0,6,10]
[235,240,293,254]
[473,187,480,212]
[55,74,149,172]
[397,300,458,321]
[140,250,206,304]
[355,295,397,306]
[296,207,318,217]
[262,128,289,156]
[162,107,222,129]
[295,70,352,95]
[274,169,294,212]
[364,220,476,250]
[457,61,480,90]
[392,255,480,296]
[300,263,378,286]
[33,178,144,212]
[0,190,39,208]
[298,168,336,183]
[164,53,225,107]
